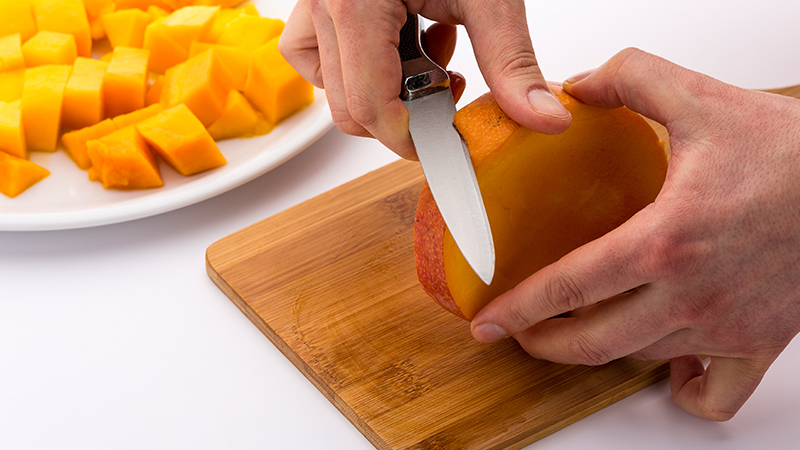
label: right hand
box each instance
[279,0,572,159]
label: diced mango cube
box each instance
[62,57,108,130]
[114,0,172,11]
[61,118,116,169]
[104,47,150,118]
[21,65,72,152]
[216,15,284,50]
[244,38,314,124]
[188,42,248,90]
[32,0,92,57]
[142,18,187,73]
[110,103,162,129]
[22,31,78,67]
[0,34,24,72]
[0,68,25,102]
[86,125,162,189]
[137,103,226,175]
[102,8,153,49]
[207,89,267,141]
[161,49,233,127]
[193,0,247,9]
[0,0,37,42]
[146,75,164,106]
[147,5,169,21]
[203,4,258,43]
[143,6,218,71]
[0,99,26,159]
[83,0,116,21]
[0,151,49,198]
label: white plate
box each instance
[0,88,332,231]
[0,1,334,232]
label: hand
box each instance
[470,48,800,421]
[279,0,571,159]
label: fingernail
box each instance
[564,68,596,85]
[472,323,508,343]
[527,89,569,118]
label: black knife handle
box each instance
[398,13,423,62]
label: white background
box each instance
[2,1,800,448]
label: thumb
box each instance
[670,355,774,421]
[562,47,715,130]
[461,0,571,134]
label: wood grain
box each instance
[206,85,800,450]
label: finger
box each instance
[670,355,774,421]
[309,0,372,139]
[422,23,457,69]
[461,0,571,134]
[511,288,674,365]
[471,206,657,343]
[279,0,324,88]
[330,2,416,158]
[562,47,714,131]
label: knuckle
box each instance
[330,108,369,137]
[569,331,613,366]
[346,92,380,129]
[544,271,589,314]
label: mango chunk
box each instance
[188,41,248,90]
[0,151,49,198]
[216,15,284,50]
[114,0,172,11]
[21,65,72,152]
[244,38,313,124]
[147,5,169,20]
[0,34,24,72]
[83,0,116,22]
[86,125,163,189]
[32,0,92,57]
[160,49,233,127]
[203,4,258,43]
[207,89,268,140]
[104,47,150,118]
[137,103,226,175]
[61,118,116,169]
[0,68,25,102]
[110,103,162,128]
[102,8,153,49]
[0,0,37,42]
[193,0,247,9]
[146,74,164,106]
[22,31,78,67]
[0,99,26,159]
[143,6,218,72]
[62,57,108,130]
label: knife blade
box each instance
[398,12,495,285]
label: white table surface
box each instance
[2,1,799,448]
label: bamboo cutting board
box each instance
[206,85,800,450]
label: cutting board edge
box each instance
[205,256,393,450]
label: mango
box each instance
[188,41,248,90]
[136,103,226,175]
[110,103,162,128]
[0,34,24,72]
[147,5,169,20]
[0,69,25,102]
[216,15,283,50]
[0,151,49,198]
[203,4,258,43]
[104,47,150,118]
[62,118,116,169]
[0,0,37,42]
[143,5,218,72]
[243,38,313,124]
[160,49,233,126]
[62,57,108,130]
[21,64,72,152]
[193,0,247,9]
[84,0,116,40]
[114,0,172,11]
[207,89,266,141]
[0,99,26,159]
[146,75,164,106]
[32,0,92,57]
[102,8,153,49]
[142,18,186,73]
[22,31,78,67]
[86,125,163,189]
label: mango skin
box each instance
[414,86,668,320]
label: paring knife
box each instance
[398,12,495,285]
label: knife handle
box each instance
[398,12,450,102]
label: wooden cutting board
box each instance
[206,85,800,450]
